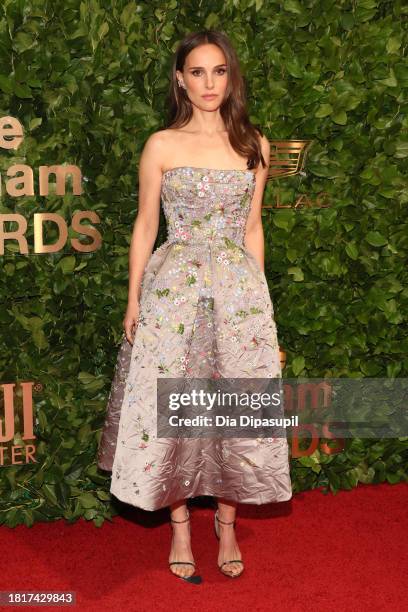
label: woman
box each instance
[98,29,292,583]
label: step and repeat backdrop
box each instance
[0,1,407,526]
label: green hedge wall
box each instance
[0,0,407,527]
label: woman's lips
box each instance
[202,94,217,99]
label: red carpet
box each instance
[0,482,406,611]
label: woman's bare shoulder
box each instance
[142,129,178,163]
[143,129,172,148]
[140,130,171,168]
[144,128,189,172]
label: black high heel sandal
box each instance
[169,509,202,584]
[214,509,244,578]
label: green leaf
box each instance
[84,508,98,519]
[0,75,13,94]
[288,266,304,281]
[292,356,305,375]
[93,516,105,527]
[332,110,347,125]
[41,484,58,506]
[204,13,220,28]
[29,117,43,130]
[315,104,333,118]
[394,140,408,158]
[386,37,401,54]
[13,32,36,52]
[345,242,358,260]
[286,59,303,79]
[283,0,303,14]
[272,213,296,232]
[386,472,402,484]
[365,231,388,247]
[14,83,33,98]
[379,68,398,87]
[79,492,98,509]
[96,490,111,501]
[98,22,109,40]
[58,256,76,274]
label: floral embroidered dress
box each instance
[97,166,292,511]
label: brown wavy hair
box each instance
[163,29,267,171]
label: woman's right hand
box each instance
[123,302,140,346]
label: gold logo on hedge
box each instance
[263,139,330,209]
[0,381,37,466]
[0,116,102,254]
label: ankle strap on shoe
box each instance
[215,510,236,525]
[170,509,190,523]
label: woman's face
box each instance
[176,43,229,110]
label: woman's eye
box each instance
[191,68,227,76]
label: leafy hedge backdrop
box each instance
[0,0,407,527]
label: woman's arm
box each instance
[123,132,165,344]
[243,135,270,273]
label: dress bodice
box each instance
[161,166,256,247]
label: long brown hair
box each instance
[163,30,267,171]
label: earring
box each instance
[178,80,185,89]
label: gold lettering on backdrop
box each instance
[0,116,101,254]
[0,214,28,254]
[0,213,102,254]
[34,213,68,253]
[283,381,344,457]
[262,139,331,209]
[3,164,83,197]
[0,116,23,149]
[38,165,82,196]
[5,164,34,195]
[0,381,37,466]
[274,193,330,209]
[0,383,14,441]
[71,211,102,252]
[297,381,332,412]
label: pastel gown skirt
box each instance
[97,166,293,511]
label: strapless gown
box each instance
[97,166,292,511]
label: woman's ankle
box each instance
[216,498,237,523]
[169,500,189,522]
